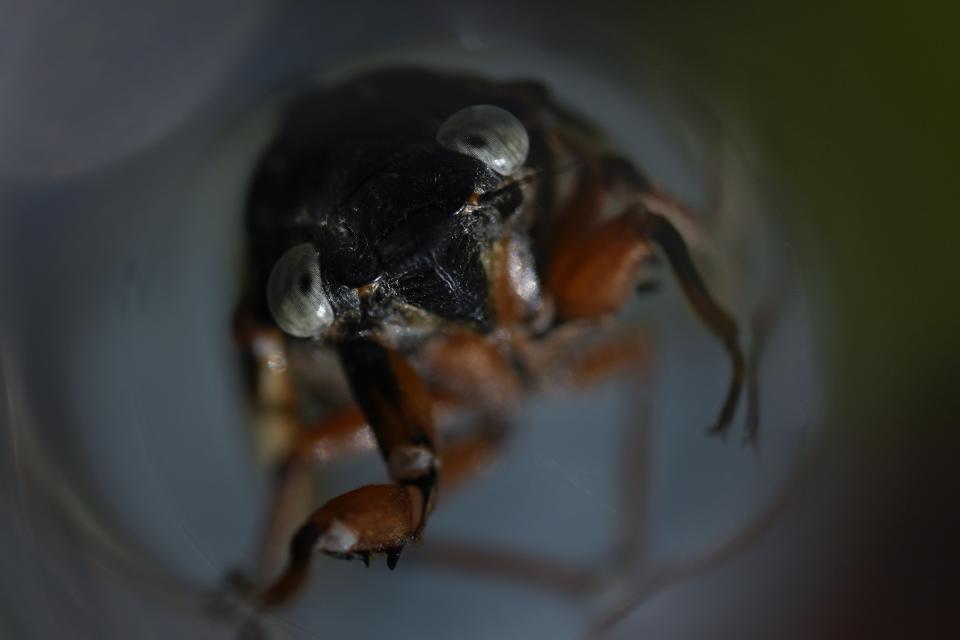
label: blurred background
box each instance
[1,1,956,639]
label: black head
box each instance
[266,105,531,340]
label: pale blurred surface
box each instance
[1,2,955,639]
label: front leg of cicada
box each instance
[337,338,439,531]
[258,339,438,608]
[546,170,747,441]
[633,208,746,440]
[259,484,419,607]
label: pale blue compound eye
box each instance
[267,243,334,338]
[437,105,529,176]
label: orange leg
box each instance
[258,408,511,610]
[548,211,655,321]
[415,329,524,412]
[635,209,745,438]
[260,483,418,606]
[545,171,747,438]
[565,333,653,388]
[285,404,374,464]
[255,339,441,609]
[337,339,439,527]
[546,170,655,322]
[245,327,526,608]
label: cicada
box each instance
[233,68,748,608]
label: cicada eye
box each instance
[267,243,334,338]
[436,105,529,176]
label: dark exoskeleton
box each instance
[234,69,752,608]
